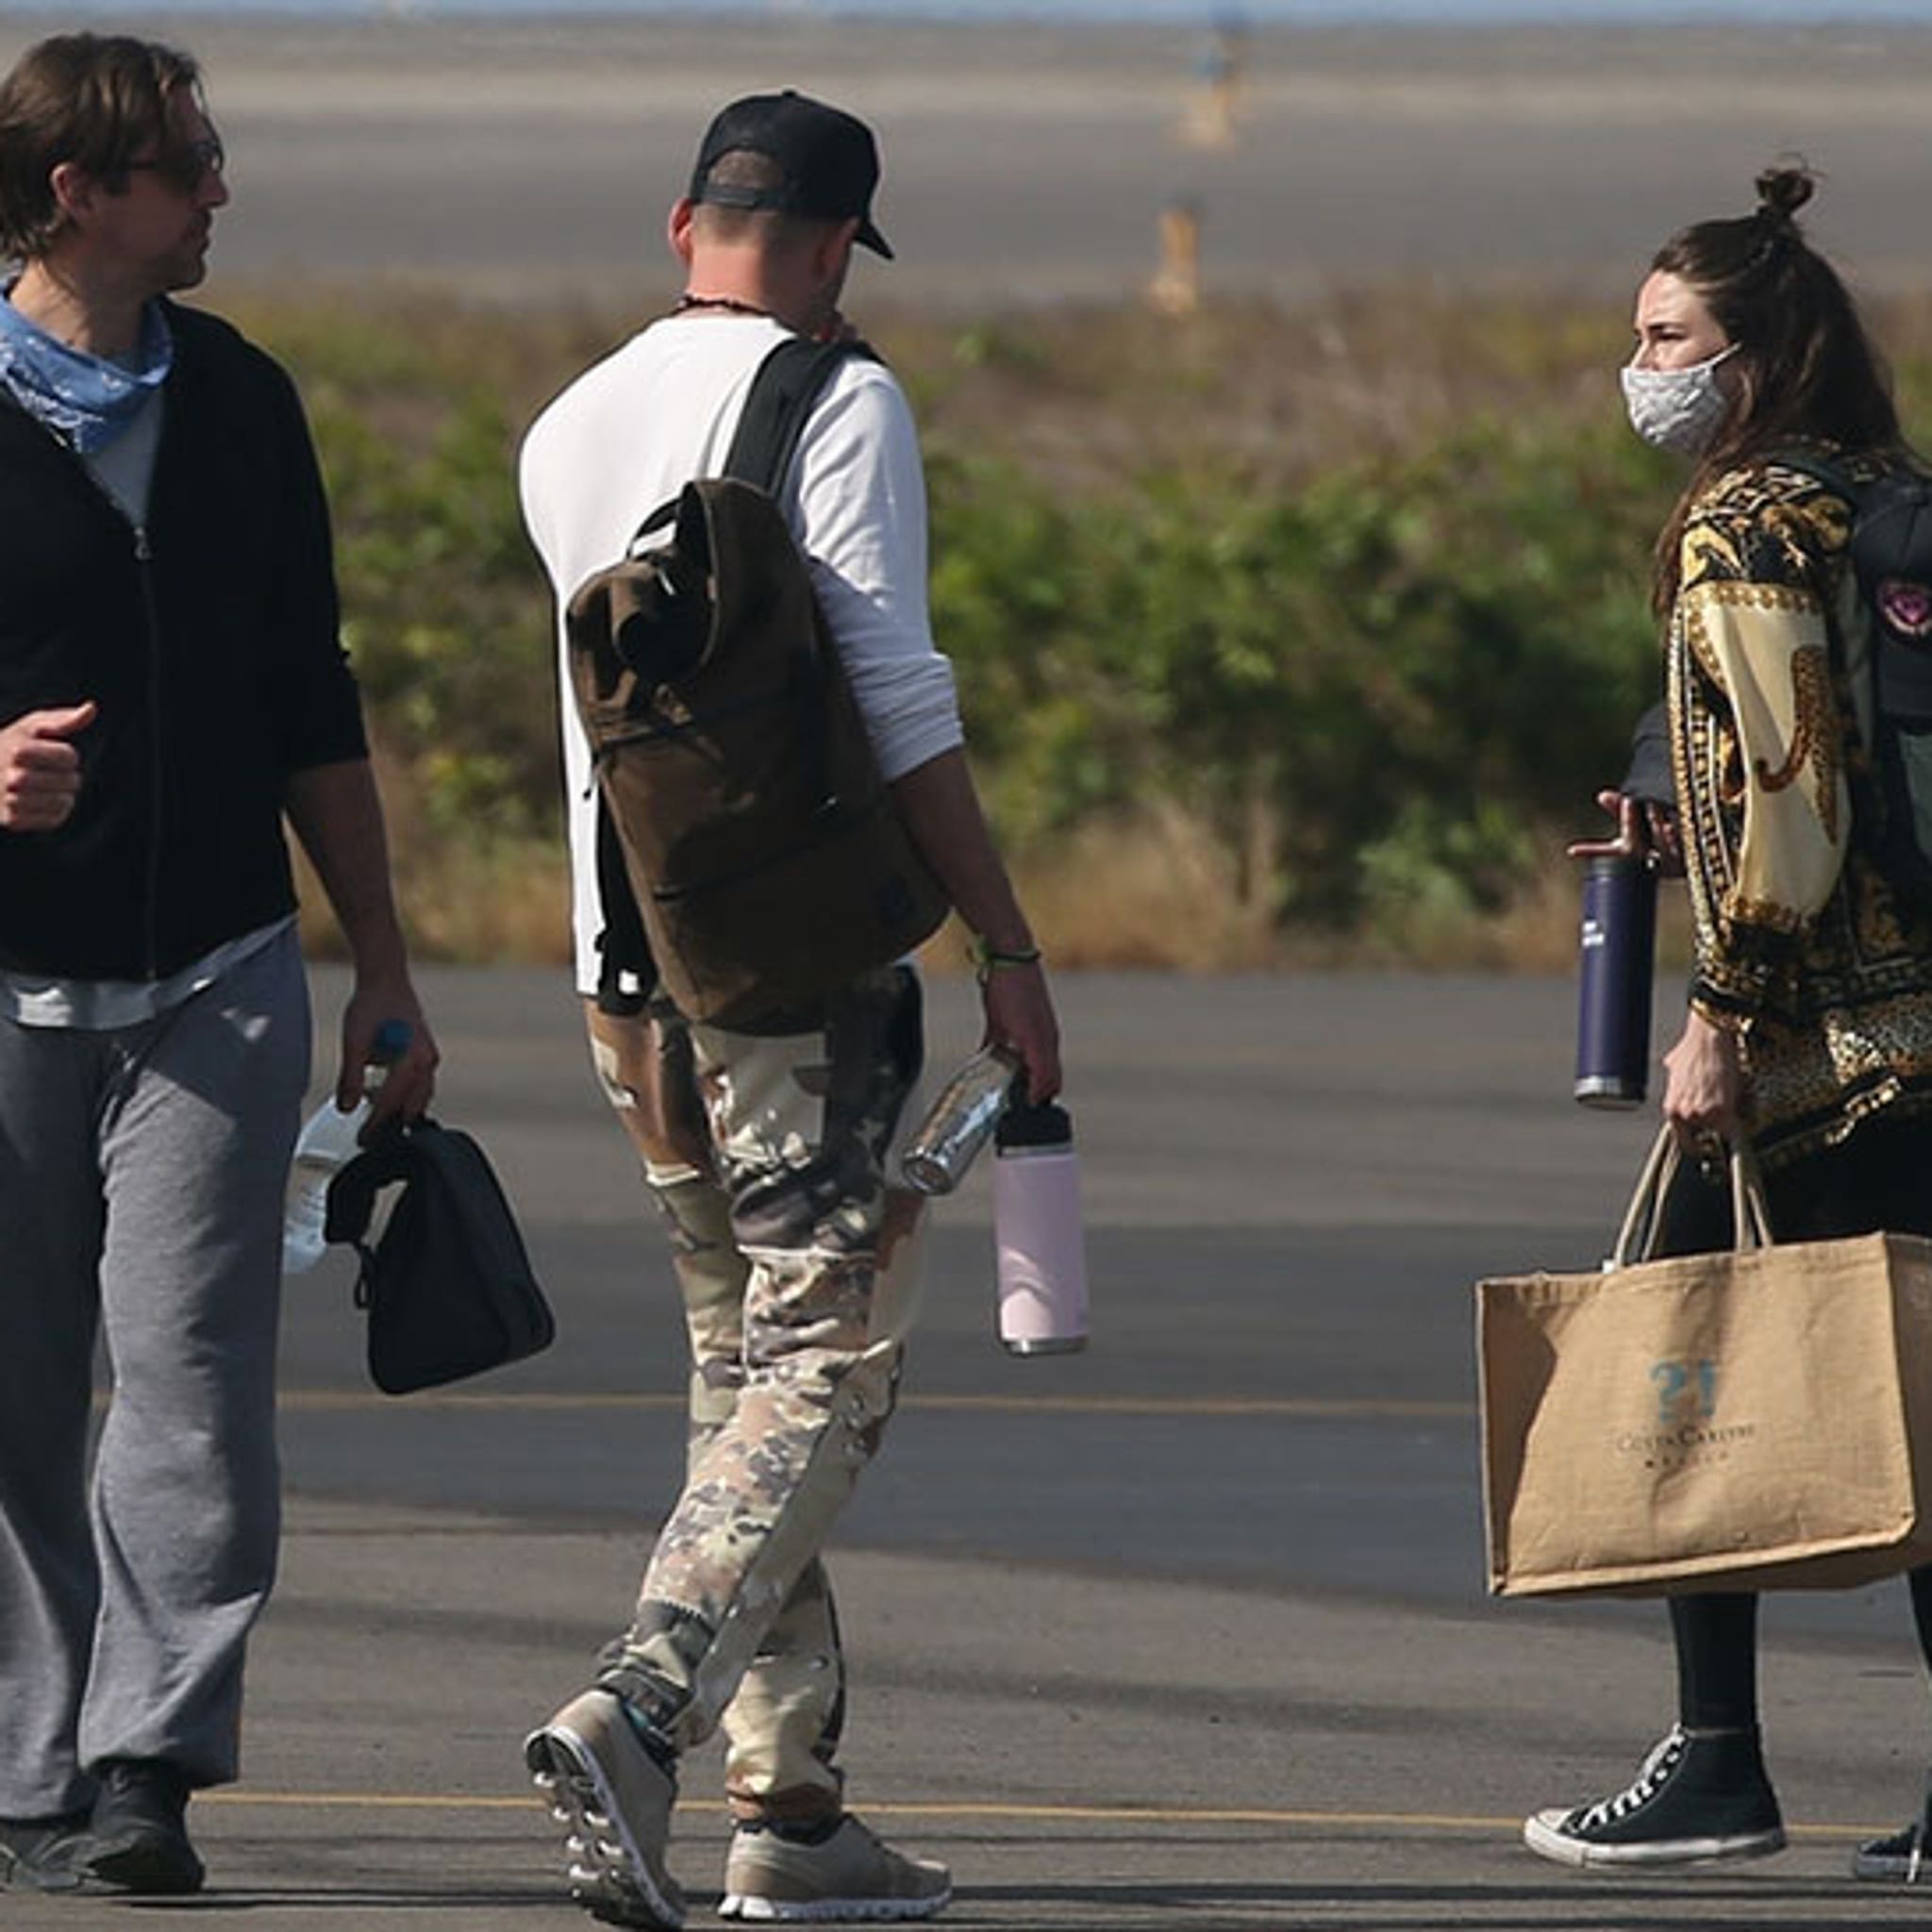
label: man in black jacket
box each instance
[0,33,437,1897]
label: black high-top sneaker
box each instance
[1854,1770,1932,1882]
[1523,1725,1785,1868]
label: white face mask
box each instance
[1620,343,1740,457]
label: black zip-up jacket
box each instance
[0,301,367,981]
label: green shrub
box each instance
[928,410,1671,924]
[229,287,1932,962]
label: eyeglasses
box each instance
[125,133,225,193]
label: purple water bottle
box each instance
[1574,853,1657,1108]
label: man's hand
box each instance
[981,959,1060,1106]
[1568,787,1684,877]
[284,758,438,1135]
[885,748,1064,1106]
[338,978,438,1135]
[0,702,96,831]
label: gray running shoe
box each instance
[525,1689,684,1929]
[720,1814,951,1923]
[0,1811,91,1893]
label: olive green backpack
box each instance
[566,338,947,1030]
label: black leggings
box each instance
[1652,1109,1932,1733]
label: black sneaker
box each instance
[1523,1724,1786,1868]
[86,1759,205,1894]
[0,1810,92,1892]
[1853,1773,1932,1883]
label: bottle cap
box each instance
[372,1019,413,1063]
[996,1098,1072,1151]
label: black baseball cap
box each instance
[689,91,893,259]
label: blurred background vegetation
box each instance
[243,285,1932,972]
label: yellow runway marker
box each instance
[190,1790,1513,1830]
[194,1789,1874,1841]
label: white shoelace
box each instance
[1574,1726,1688,1830]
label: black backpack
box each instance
[1785,453,1932,898]
[565,336,948,1030]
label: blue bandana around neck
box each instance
[0,293,173,455]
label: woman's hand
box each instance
[1567,787,1684,876]
[1661,1008,1746,1154]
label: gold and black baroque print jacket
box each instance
[1668,448,1932,1167]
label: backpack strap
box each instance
[1759,448,1887,630]
[724,337,875,499]
[609,338,871,562]
[594,792,653,1015]
[1768,449,1932,641]
[721,338,881,823]
[1769,446,1863,507]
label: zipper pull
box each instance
[133,524,152,563]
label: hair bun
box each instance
[1755,162,1816,225]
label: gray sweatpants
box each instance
[0,931,308,1817]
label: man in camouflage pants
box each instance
[517,91,1059,1930]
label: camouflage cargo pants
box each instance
[583,967,926,1823]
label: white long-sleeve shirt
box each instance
[519,312,964,993]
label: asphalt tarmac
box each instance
[4,17,1930,307]
[17,964,1932,1930]
[274,966,1932,1645]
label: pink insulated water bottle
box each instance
[992,1099,1089,1356]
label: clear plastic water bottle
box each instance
[900,1046,1020,1195]
[281,1019,412,1275]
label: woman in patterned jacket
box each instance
[1523,165,1932,1881]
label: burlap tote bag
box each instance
[1477,1128,1932,1598]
